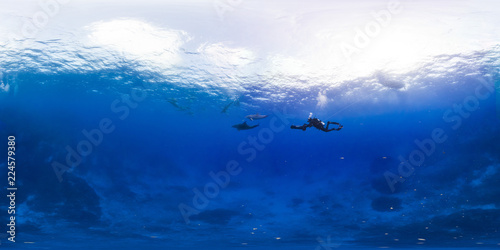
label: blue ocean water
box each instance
[1,1,500,249]
[1,62,499,249]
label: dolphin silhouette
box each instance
[245,114,268,121]
[232,121,259,131]
[221,100,234,114]
[221,98,240,114]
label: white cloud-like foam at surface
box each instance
[197,43,255,69]
[0,0,498,98]
[86,19,191,67]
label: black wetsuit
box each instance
[291,118,343,132]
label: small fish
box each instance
[232,121,259,131]
[245,113,268,121]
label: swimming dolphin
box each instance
[167,98,190,112]
[221,100,234,114]
[245,114,268,121]
[221,98,240,114]
[232,121,259,131]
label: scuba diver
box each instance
[291,113,343,132]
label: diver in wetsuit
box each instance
[291,115,343,132]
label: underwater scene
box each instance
[0,0,499,249]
